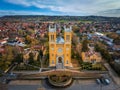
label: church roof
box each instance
[56,36,64,44]
[65,28,71,32]
[49,28,56,32]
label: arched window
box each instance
[66,60,68,64]
[51,35,52,41]
[52,35,54,41]
[51,35,54,41]
[66,35,70,41]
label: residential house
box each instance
[112,45,120,51]
[81,51,102,64]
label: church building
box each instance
[49,25,72,69]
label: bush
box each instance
[15,64,39,71]
[81,62,92,70]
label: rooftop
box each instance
[84,51,101,57]
[56,36,64,44]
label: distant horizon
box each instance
[0,0,120,17]
[1,15,120,18]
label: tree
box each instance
[31,39,39,45]
[39,50,43,59]
[114,37,120,45]
[29,52,34,64]
[14,53,23,64]
[0,46,15,70]
[72,34,79,45]
[1,54,12,70]
[25,35,32,44]
[95,44,112,61]
[82,40,89,52]
[71,48,75,59]
[107,32,118,39]
[72,26,80,33]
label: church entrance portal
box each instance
[58,57,62,63]
[56,56,64,69]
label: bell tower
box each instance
[64,26,72,67]
[49,25,56,67]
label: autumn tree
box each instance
[0,46,14,70]
[25,35,32,44]
[29,52,34,64]
[95,44,112,61]
[72,26,80,33]
[82,40,89,52]
[14,53,23,64]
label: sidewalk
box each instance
[104,63,120,86]
[0,83,8,90]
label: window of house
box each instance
[91,59,96,64]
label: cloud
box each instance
[5,0,31,6]
[96,9,120,17]
[0,10,53,16]
[4,0,120,16]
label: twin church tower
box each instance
[48,25,72,69]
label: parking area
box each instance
[7,77,120,90]
[71,79,119,90]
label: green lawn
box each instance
[92,63,106,71]
[81,62,106,71]
[15,63,39,71]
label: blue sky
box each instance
[0,0,120,17]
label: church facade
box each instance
[49,25,72,69]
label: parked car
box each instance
[100,78,110,85]
[96,79,101,84]
[2,79,9,84]
[104,78,110,85]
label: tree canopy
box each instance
[82,40,89,52]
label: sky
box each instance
[0,0,120,17]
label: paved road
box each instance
[0,83,8,90]
[7,79,119,90]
